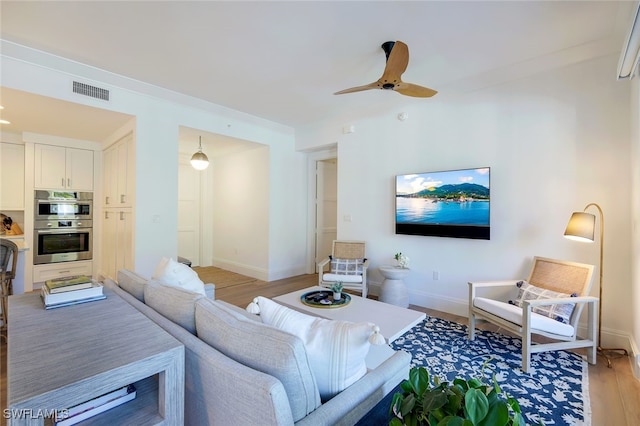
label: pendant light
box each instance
[190,136,209,170]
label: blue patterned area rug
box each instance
[377,316,590,426]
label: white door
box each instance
[178,155,201,266]
[315,159,337,272]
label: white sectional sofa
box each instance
[104,269,410,425]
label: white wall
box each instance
[2,42,308,281]
[298,54,633,349]
[630,76,640,376]
[212,145,270,279]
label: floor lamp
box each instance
[564,203,628,367]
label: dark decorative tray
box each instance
[300,290,351,308]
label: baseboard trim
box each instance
[210,259,307,282]
[368,280,468,317]
[211,259,269,281]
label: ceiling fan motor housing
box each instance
[381,41,396,60]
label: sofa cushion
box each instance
[144,280,204,334]
[152,257,206,296]
[509,280,577,324]
[251,296,375,400]
[195,299,320,421]
[117,269,147,302]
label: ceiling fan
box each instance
[334,40,437,98]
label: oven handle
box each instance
[35,228,92,234]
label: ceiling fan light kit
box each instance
[334,40,437,98]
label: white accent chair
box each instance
[318,240,369,298]
[468,256,598,372]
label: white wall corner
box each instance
[211,258,269,282]
[629,336,640,379]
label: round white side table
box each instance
[378,265,410,307]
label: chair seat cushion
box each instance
[474,297,575,337]
[322,273,363,283]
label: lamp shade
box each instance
[564,212,596,242]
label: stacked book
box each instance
[41,275,106,309]
[55,384,137,425]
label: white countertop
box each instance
[0,235,29,251]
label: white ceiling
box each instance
[0,1,636,142]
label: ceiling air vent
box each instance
[72,81,110,101]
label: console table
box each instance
[7,287,184,425]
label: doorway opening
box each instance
[307,149,338,273]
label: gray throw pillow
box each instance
[144,279,204,334]
[117,269,147,302]
[195,299,321,422]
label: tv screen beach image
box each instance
[396,168,490,229]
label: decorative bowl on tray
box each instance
[300,290,351,308]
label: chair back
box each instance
[0,238,18,279]
[527,256,594,297]
[332,241,365,260]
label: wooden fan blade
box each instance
[395,82,438,98]
[334,82,379,95]
[381,41,409,81]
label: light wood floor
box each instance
[1,269,639,425]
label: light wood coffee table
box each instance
[273,286,426,344]
[8,287,184,425]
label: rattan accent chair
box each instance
[468,256,598,372]
[318,240,369,298]
[1,238,18,341]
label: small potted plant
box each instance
[331,281,344,301]
[395,252,410,268]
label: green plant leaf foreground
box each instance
[389,365,540,426]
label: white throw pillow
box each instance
[152,257,206,296]
[249,296,380,400]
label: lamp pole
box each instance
[583,203,627,367]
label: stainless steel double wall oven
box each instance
[33,190,93,265]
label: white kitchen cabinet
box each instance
[102,209,134,281]
[34,144,94,191]
[0,142,25,210]
[102,133,135,280]
[103,133,134,207]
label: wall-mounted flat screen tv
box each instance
[396,167,490,240]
